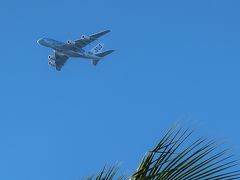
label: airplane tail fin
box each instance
[90,43,104,54]
[91,50,115,66]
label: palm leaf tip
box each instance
[131,126,240,180]
[89,165,126,180]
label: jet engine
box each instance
[66,40,76,45]
[48,55,56,67]
[81,35,90,40]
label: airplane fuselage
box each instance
[37,38,100,60]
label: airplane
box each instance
[37,30,114,71]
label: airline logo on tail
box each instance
[91,43,104,54]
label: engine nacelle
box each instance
[66,40,76,45]
[81,35,90,40]
[48,55,56,67]
[48,55,56,61]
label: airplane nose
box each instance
[37,38,43,45]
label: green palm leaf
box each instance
[87,165,126,180]
[131,125,240,180]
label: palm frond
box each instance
[87,165,126,180]
[131,125,240,180]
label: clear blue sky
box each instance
[0,0,240,179]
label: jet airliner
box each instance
[37,30,114,71]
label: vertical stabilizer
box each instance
[90,43,104,54]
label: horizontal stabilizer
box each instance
[92,50,114,66]
[96,50,114,58]
[92,59,100,66]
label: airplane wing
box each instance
[54,51,69,71]
[74,30,110,48]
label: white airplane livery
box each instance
[37,30,114,71]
